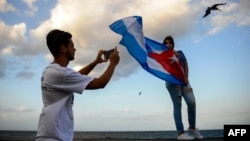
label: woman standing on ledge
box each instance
[163,35,203,140]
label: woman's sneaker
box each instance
[177,133,195,140]
[188,128,204,139]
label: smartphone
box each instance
[104,48,115,59]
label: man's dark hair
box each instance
[163,35,175,47]
[46,29,72,57]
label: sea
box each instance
[0,130,223,140]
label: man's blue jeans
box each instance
[165,82,196,134]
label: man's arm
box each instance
[78,50,106,75]
[86,47,120,89]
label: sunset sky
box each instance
[0,0,249,131]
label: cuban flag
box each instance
[109,16,185,84]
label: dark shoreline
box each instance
[0,130,224,141]
[0,137,224,141]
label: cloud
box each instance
[124,107,129,112]
[22,0,38,16]
[0,21,30,56]
[236,0,250,26]
[0,0,16,12]
[0,105,34,113]
[28,0,197,79]
[13,106,34,112]
[0,23,34,78]
[0,20,44,78]
[239,0,250,14]
[1,0,249,80]
[0,105,34,125]
[0,21,45,56]
[16,70,36,80]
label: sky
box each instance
[0,0,249,131]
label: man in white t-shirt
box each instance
[36,29,120,141]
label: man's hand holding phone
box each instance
[104,48,115,60]
[104,47,119,65]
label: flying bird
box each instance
[202,3,227,18]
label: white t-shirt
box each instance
[36,63,94,141]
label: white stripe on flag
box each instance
[125,17,146,53]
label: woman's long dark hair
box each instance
[163,35,175,47]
